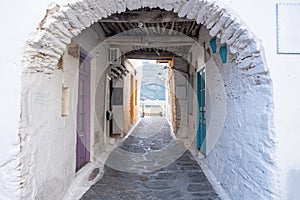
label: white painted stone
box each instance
[68,2,95,28]
[92,1,109,17]
[143,0,158,9]
[51,12,81,36]
[205,6,222,29]
[230,32,251,54]
[50,30,72,45]
[61,7,86,30]
[246,49,269,75]
[77,0,101,24]
[45,16,76,38]
[226,27,246,46]
[209,13,231,37]
[84,1,106,20]
[173,0,186,13]
[237,42,260,61]
[124,0,142,10]
[114,0,127,13]
[196,3,210,24]
[187,0,204,20]
[32,31,66,55]
[86,0,109,18]
[103,0,120,15]
[159,0,174,12]
[178,0,197,18]
[220,20,238,44]
[236,54,261,69]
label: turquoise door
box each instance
[196,69,206,154]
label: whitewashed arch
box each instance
[23,0,267,75]
[19,0,279,199]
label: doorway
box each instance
[76,50,91,171]
[105,76,113,138]
[196,68,206,154]
[130,75,135,124]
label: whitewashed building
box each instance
[0,0,300,199]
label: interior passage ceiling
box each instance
[95,8,201,60]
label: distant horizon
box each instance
[139,60,166,101]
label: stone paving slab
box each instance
[80,117,219,200]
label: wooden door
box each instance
[130,75,134,124]
[76,50,91,171]
[196,68,206,154]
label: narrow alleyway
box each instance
[80,118,219,200]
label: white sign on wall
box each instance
[277,3,300,54]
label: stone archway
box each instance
[20,0,279,199]
[23,0,267,75]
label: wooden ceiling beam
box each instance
[125,51,177,60]
[99,11,195,23]
[106,35,195,43]
[106,35,196,47]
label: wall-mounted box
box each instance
[61,86,70,117]
[277,3,300,54]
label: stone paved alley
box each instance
[80,118,219,200]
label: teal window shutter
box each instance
[219,45,227,64]
[210,38,217,54]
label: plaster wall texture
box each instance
[214,1,300,199]
[204,58,226,155]
[185,27,279,199]
[91,44,110,159]
[174,72,188,139]
[0,0,298,199]
[20,53,79,199]
[190,43,279,199]
[19,25,111,199]
[93,47,110,157]
[205,53,278,200]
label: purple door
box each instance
[76,50,91,171]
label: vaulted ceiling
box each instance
[96,8,201,60]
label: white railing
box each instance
[140,100,166,117]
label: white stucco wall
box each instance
[19,23,111,199]
[174,70,188,139]
[20,54,79,199]
[205,54,278,199]
[93,43,111,159]
[187,30,279,199]
[218,1,300,199]
[205,58,227,155]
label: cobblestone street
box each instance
[80,118,219,200]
